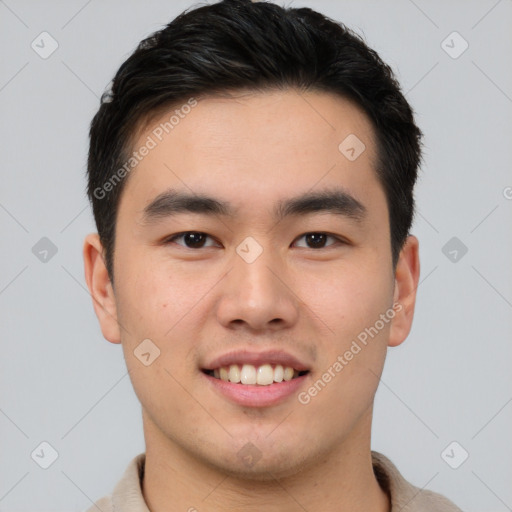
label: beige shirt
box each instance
[86,451,463,511]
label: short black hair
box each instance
[87,0,423,282]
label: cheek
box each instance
[113,253,207,382]
[113,260,201,411]
[114,251,194,339]
[299,265,392,339]
[296,264,392,406]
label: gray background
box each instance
[1,0,511,510]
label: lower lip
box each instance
[202,372,309,407]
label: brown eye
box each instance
[306,233,327,248]
[294,233,341,249]
[166,232,219,248]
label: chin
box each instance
[200,442,314,482]
[214,457,306,482]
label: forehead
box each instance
[119,89,383,220]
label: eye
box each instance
[293,232,343,249]
[164,231,220,249]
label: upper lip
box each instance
[203,349,311,372]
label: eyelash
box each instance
[163,231,346,250]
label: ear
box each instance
[83,233,121,344]
[388,235,420,348]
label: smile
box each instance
[204,363,309,385]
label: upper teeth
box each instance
[212,364,299,385]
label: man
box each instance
[83,0,463,510]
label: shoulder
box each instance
[84,495,113,512]
[371,451,463,512]
[83,453,147,512]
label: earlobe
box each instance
[388,235,420,348]
[83,233,121,344]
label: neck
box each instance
[141,408,390,512]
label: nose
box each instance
[214,244,300,333]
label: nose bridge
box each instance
[215,236,299,330]
[233,237,282,304]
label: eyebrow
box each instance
[141,187,367,225]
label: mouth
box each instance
[202,364,309,385]
[200,351,311,407]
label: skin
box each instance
[84,89,420,512]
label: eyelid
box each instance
[163,231,348,249]
[164,231,221,248]
[292,232,346,248]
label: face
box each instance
[85,89,419,479]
